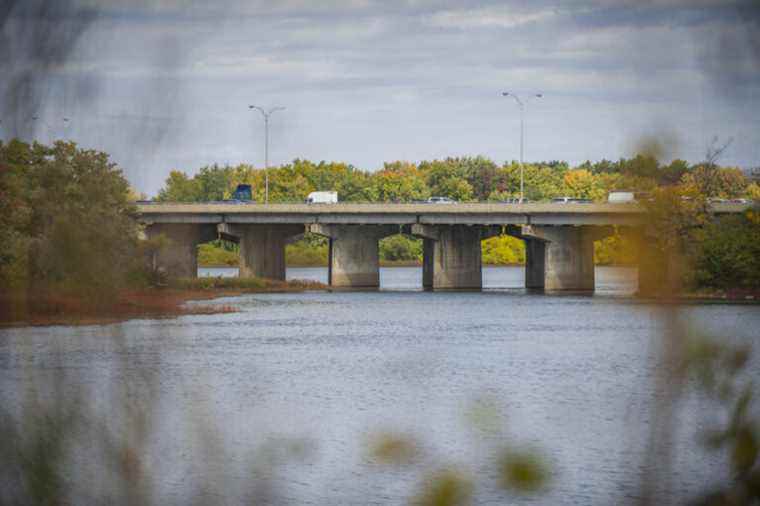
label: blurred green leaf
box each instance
[725,347,751,373]
[730,386,753,431]
[498,450,550,494]
[463,398,503,435]
[367,432,418,465]
[702,429,730,450]
[731,428,758,475]
[412,469,472,506]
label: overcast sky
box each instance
[2,0,759,195]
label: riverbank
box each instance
[673,287,760,302]
[0,278,326,328]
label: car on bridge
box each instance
[608,191,635,203]
[426,196,457,204]
[552,196,593,204]
[498,197,531,204]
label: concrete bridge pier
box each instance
[309,224,398,288]
[145,223,217,278]
[510,225,612,292]
[412,224,501,290]
[221,224,305,280]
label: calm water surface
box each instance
[1,267,758,504]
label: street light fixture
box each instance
[501,92,542,203]
[249,105,286,204]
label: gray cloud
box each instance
[1,0,758,194]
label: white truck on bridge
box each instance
[608,191,636,203]
[306,191,338,204]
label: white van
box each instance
[306,191,338,204]
[608,191,635,203]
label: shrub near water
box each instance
[692,209,760,290]
[170,276,266,290]
[0,140,141,298]
[169,276,324,291]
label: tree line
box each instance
[0,139,142,297]
[156,155,759,204]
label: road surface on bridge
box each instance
[137,202,748,227]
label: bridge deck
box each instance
[136,202,748,226]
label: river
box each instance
[1,266,758,504]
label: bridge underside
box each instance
[507,225,613,292]
[142,220,665,294]
[309,224,398,288]
[145,223,217,279]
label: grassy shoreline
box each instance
[0,278,326,328]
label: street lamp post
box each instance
[501,92,542,203]
[249,105,285,204]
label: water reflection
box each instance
[200,266,638,295]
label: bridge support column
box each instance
[510,225,612,292]
[525,239,547,289]
[222,224,305,280]
[309,224,398,288]
[145,223,217,278]
[412,225,500,290]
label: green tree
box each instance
[369,162,430,202]
[692,209,760,289]
[194,165,233,201]
[156,170,201,202]
[0,140,140,295]
[681,166,749,198]
[500,162,567,201]
[660,159,690,185]
[621,154,659,179]
[562,169,607,201]
[0,140,34,288]
[461,156,501,201]
[421,158,474,200]
[379,235,422,262]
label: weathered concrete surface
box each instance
[510,225,613,291]
[138,202,660,227]
[310,224,398,287]
[223,224,305,280]
[525,239,547,289]
[145,223,217,278]
[412,224,501,290]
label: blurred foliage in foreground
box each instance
[1,324,756,504]
[638,185,760,295]
[682,333,760,504]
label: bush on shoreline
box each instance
[0,140,143,298]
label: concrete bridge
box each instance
[138,202,748,292]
